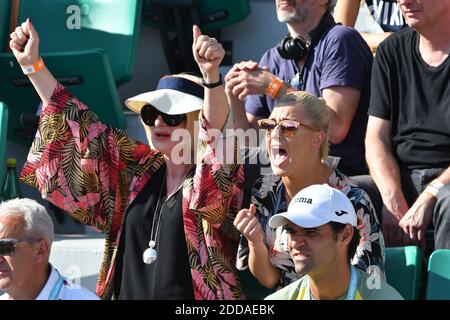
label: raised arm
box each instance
[9,19,57,107]
[192,25,228,132]
[190,26,244,237]
[234,204,281,289]
[225,61,294,131]
[13,20,159,234]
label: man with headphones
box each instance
[225,0,373,177]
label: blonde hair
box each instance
[172,73,202,155]
[274,91,330,161]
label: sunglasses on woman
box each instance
[0,238,40,256]
[257,118,318,137]
[140,104,186,127]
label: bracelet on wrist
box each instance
[265,77,283,99]
[424,185,440,197]
[424,179,445,197]
[429,179,445,190]
[202,74,223,88]
[21,57,45,75]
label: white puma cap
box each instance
[269,184,357,229]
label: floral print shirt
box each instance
[20,83,245,300]
[236,170,385,288]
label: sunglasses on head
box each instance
[140,104,186,127]
[257,118,318,137]
[0,238,40,256]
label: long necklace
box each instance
[142,171,167,264]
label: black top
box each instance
[114,165,194,299]
[369,27,450,170]
[365,0,407,33]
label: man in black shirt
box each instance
[364,0,450,249]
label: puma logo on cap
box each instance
[294,197,312,204]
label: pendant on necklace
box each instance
[143,240,157,264]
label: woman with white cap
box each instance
[234,91,384,291]
[10,20,244,299]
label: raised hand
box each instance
[192,24,225,77]
[9,18,40,66]
[233,204,264,244]
[224,60,260,82]
[224,61,273,101]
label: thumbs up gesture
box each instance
[233,204,264,244]
[9,18,40,66]
[192,24,225,76]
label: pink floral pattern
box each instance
[21,83,245,300]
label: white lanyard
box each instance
[48,270,64,300]
[304,266,358,300]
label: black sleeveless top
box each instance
[114,165,194,299]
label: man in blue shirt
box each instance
[225,0,373,176]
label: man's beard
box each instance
[276,2,311,24]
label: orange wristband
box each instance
[265,77,283,99]
[21,57,45,75]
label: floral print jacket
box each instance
[21,84,245,300]
[236,170,385,288]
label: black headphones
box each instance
[277,13,337,61]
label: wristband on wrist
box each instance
[202,74,223,88]
[424,179,445,197]
[21,57,45,75]
[265,77,283,99]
